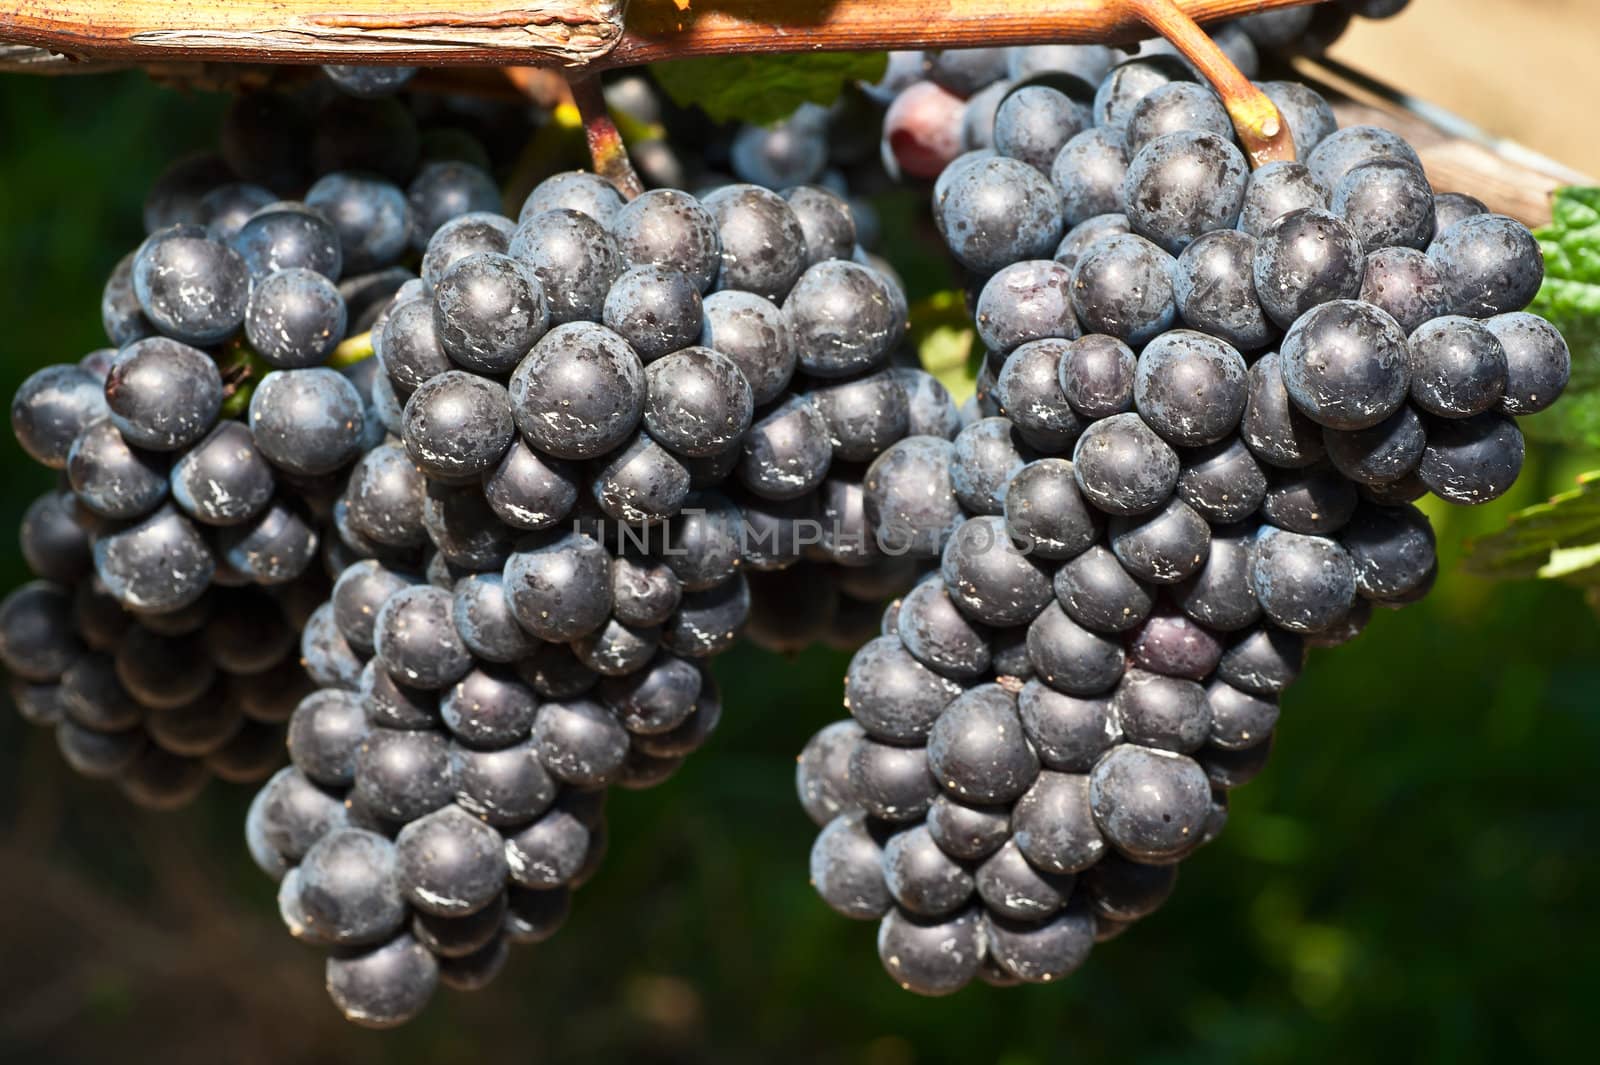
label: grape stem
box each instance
[1126,0,1296,167]
[567,72,644,201]
[326,330,375,369]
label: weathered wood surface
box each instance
[0,0,1318,67]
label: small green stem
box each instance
[326,329,375,369]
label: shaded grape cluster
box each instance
[2,83,547,806]
[0,563,309,808]
[797,45,1566,994]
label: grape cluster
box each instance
[0,82,539,805]
[797,50,1567,993]
[242,151,952,1022]
[0,567,307,808]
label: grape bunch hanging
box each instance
[797,27,1568,994]
[0,0,1575,1028]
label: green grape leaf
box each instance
[649,52,886,126]
[1524,187,1600,447]
[1463,470,1600,581]
[909,290,981,403]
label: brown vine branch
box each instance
[0,0,1321,67]
[1131,0,1294,166]
[567,71,645,200]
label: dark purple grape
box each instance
[61,652,148,735]
[797,720,865,826]
[401,370,514,483]
[343,443,427,547]
[67,418,170,520]
[1176,438,1267,525]
[94,504,214,613]
[1003,457,1102,560]
[1237,160,1329,238]
[501,529,612,642]
[1407,315,1508,418]
[420,212,513,289]
[509,322,644,461]
[133,224,251,344]
[845,635,963,743]
[249,367,368,476]
[1017,679,1118,772]
[1113,668,1210,751]
[1253,208,1366,329]
[232,204,342,282]
[1058,334,1135,419]
[1485,311,1570,416]
[105,337,222,452]
[1089,743,1211,863]
[1027,601,1125,696]
[1055,543,1154,634]
[480,437,579,533]
[611,189,721,294]
[1068,233,1177,346]
[407,160,500,249]
[19,491,92,584]
[1305,124,1424,192]
[701,290,795,406]
[1133,329,1249,446]
[12,364,110,469]
[1433,192,1488,238]
[1071,413,1179,517]
[102,252,154,347]
[1332,159,1436,251]
[810,812,891,919]
[786,260,904,379]
[927,685,1040,804]
[1323,406,1427,487]
[1123,130,1248,254]
[244,267,347,369]
[1358,247,1449,334]
[1129,609,1226,678]
[510,216,622,341]
[1261,465,1359,534]
[1081,852,1177,922]
[304,171,414,273]
[1109,496,1211,584]
[1217,625,1304,696]
[374,585,471,690]
[1431,213,1545,318]
[1050,127,1129,228]
[1123,81,1230,154]
[1250,526,1357,632]
[1416,412,1524,505]
[936,155,1064,275]
[325,933,438,1029]
[1280,300,1411,430]
[1341,501,1437,601]
[1053,212,1131,272]
[995,85,1090,173]
[1092,55,1195,134]
[1241,351,1326,468]
[1172,229,1275,351]
[975,838,1071,922]
[432,252,549,375]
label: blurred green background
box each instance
[2,70,1598,1065]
